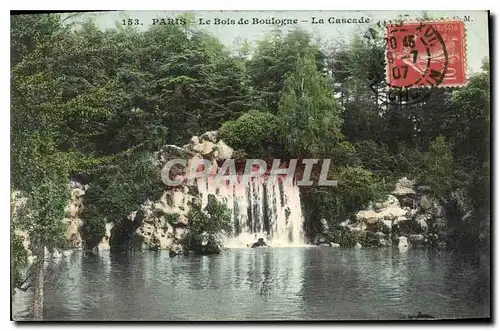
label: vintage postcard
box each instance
[10,10,491,321]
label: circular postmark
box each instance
[365,19,449,105]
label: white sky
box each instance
[71,10,489,74]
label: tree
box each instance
[418,136,456,199]
[277,52,343,158]
[11,13,74,320]
[248,28,325,112]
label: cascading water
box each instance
[196,176,306,247]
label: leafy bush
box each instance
[82,153,164,249]
[219,110,282,157]
[331,141,360,167]
[334,229,365,248]
[181,194,233,254]
[417,136,456,199]
[336,166,384,211]
[354,140,395,178]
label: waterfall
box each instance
[196,176,306,247]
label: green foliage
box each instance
[82,153,164,248]
[353,140,394,177]
[302,166,389,240]
[336,166,386,211]
[219,111,282,157]
[418,136,455,199]
[334,229,365,248]
[277,53,342,157]
[182,195,232,254]
[164,213,180,226]
[11,13,62,66]
[248,28,325,112]
[11,232,28,291]
[188,195,232,235]
[330,141,359,167]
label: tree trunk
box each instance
[32,249,44,320]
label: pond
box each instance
[12,247,490,321]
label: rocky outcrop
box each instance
[392,177,416,196]
[63,181,87,250]
[324,177,450,249]
[110,130,233,255]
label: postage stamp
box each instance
[385,20,467,88]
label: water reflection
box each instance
[12,247,489,321]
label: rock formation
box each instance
[327,177,450,249]
[108,131,234,255]
[63,181,87,250]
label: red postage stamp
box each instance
[385,20,466,88]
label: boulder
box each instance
[392,177,416,196]
[153,201,169,215]
[128,211,138,222]
[201,141,215,155]
[330,243,340,248]
[339,220,350,228]
[354,242,362,249]
[203,234,222,254]
[156,145,194,164]
[174,227,187,240]
[382,207,407,220]
[216,140,234,160]
[413,214,429,233]
[172,190,185,207]
[201,130,219,143]
[320,218,330,233]
[382,195,400,209]
[169,243,183,257]
[98,223,114,250]
[356,210,380,224]
[420,195,432,210]
[71,188,86,198]
[176,214,189,227]
[398,236,409,248]
[405,208,418,219]
[348,222,367,232]
[379,220,392,234]
[66,218,84,249]
[192,142,205,154]
[67,203,79,218]
[190,136,200,145]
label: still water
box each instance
[12,247,490,321]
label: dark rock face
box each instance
[202,234,222,254]
[251,238,268,248]
[109,214,143,251]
